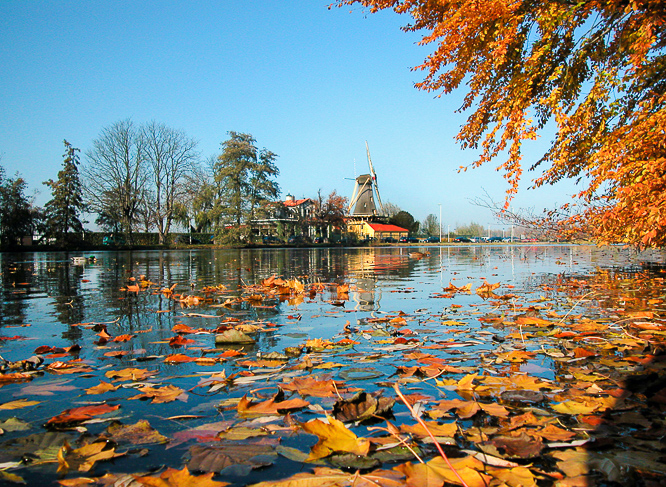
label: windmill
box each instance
[348,141,386,219]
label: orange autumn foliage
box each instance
[336,0,666,247]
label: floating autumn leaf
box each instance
[57,440,120,473]
[214,329,255,344]
[188,443,277,474]
[487,466,538,487]
[479,432,544,459]
[105,420,168,445]
[169,335,195,347]
[303,338,334,351]
[400,421,457,438]
[216,426,269,441]
[237,390,309,417]
[129,385,187,404]
[111,334,135,342]
[494,350,536,363]
[132,466,229,487]
[47,404,121,426]
[476,281,500,298]
[0,398,40,410]
[104,367,158,382]
[551,396,615,415]
[532,423,577,442]
[429,399,509,420]
[332,391,395,423]
[247,467,405,487]
[300,416,371,461]
[396,455,491,487]
[0,372,34,384]
[85,381,119,395]
[281,376,342,398]
[164,353,197,363]
[0,431,72,464]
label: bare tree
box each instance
[141,121,199,244]
[83,119,147,242]
[421,214,439,236]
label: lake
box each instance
[1,244,665,485]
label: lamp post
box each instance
[438,204,442,243]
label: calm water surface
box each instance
[0,244,664,483]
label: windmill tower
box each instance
[346,142,390,241]
[348,142,386,219]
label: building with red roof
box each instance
[347,220,408,241]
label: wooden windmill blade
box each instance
[365,141,385,216]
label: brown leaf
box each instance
[332,391,394,423]
[187,443,276,473]
[129,385,187,404]
[105,420,168,445]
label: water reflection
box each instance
[0,246,661,356]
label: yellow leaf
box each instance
[0,398,40,410]
[300,417,370,460]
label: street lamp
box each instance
[438,204,442,243]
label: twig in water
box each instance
[394,384,470,487]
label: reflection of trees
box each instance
[44,259,85,342]
[0,254,29,328]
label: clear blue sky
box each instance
[0,0,578,231]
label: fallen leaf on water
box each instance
[105,420,169,445]
[47,404,121,426]
[0,398,40,410]
[400,421,457,438]
[187,443,276,473]
[85,381,119,395]
[280,376,341,398]
[104,368,159,382]
[247,467,405,487]
[129,385,187,404]
[132,466,229,487]
[57,440,120,473]
[300,416,371,461]
[396,455,491,487]
[332,391,394,423]
[237,390,309,417]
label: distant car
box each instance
[399,236,419,243]
[102,235,125,246]
[455,237,472,243]
[262,235,282,245]
[382,237,397,243]
[313,237,325,244]
[426,236,440,243]
[488,236,503,242]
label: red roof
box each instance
[284,198,311,207]
[367,223,408,232]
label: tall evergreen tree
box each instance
[43,140,85,243]
[213,132,280,241]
